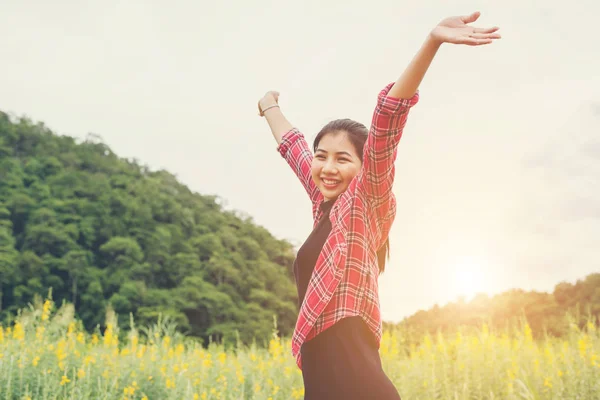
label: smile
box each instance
[322,178,341,187]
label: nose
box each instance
[322,160,338,175]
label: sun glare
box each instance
[452,256,486,299]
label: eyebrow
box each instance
[315,148,354,158]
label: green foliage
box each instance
[0,110,298,346]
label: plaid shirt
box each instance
[277,82,419,369]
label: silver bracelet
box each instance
[261,104,280,114]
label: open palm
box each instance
[431,11,501,46]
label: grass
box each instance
[0,297,598,399]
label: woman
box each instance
[258,11,500,399]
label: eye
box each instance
[339,158,350,163]
[315,155,326,160]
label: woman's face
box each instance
[311,131,362,202]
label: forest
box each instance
[0,110,299,346]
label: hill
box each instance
[0,111,298,345]
[389,273,600,338]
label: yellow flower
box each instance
[237,369,245,383]
[380,331,390,356]
[60,375,71,386]
[32,356,40,367]
[67,322,76,336]
[579,337,588,358]
[291,388,305,399]
[42,299,52,321]
[34,326,45,342]
[507,381,514,392]
[12,322,24,341]
[123,385,136,396]
[137,345,146,359]
[77,368,86,379]
[587,321,596,332]
[524,324,533,342]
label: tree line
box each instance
[388,273,600,339]
[0,111,299,346]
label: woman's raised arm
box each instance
[259,91,321,204]
[389,11,500,99]
[360,11,501,221]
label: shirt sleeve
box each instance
[277,128,321,203]
[358,82,419,222]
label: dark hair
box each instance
[313,118,390,274]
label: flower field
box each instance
[0,298,598,399]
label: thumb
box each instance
[461,11,480,24]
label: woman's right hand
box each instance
[258,91,280,117]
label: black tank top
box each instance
[293,199,335,307]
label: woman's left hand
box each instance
[430,11,501,46]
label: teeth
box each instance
[323,179,339,185]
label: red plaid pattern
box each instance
[277,82,419,369]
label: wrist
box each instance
[426,30,444,48]
[260,101,278,110]
[261,104,280,114]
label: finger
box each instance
[460,11,480,24]
[473,26,499,34]
[469,32,501,40]
[458,37,493,46]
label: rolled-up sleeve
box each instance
[358,83,419,223]
[276,128,321,203]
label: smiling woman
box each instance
[257,10,501,400]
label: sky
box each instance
[1,0,598,322]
